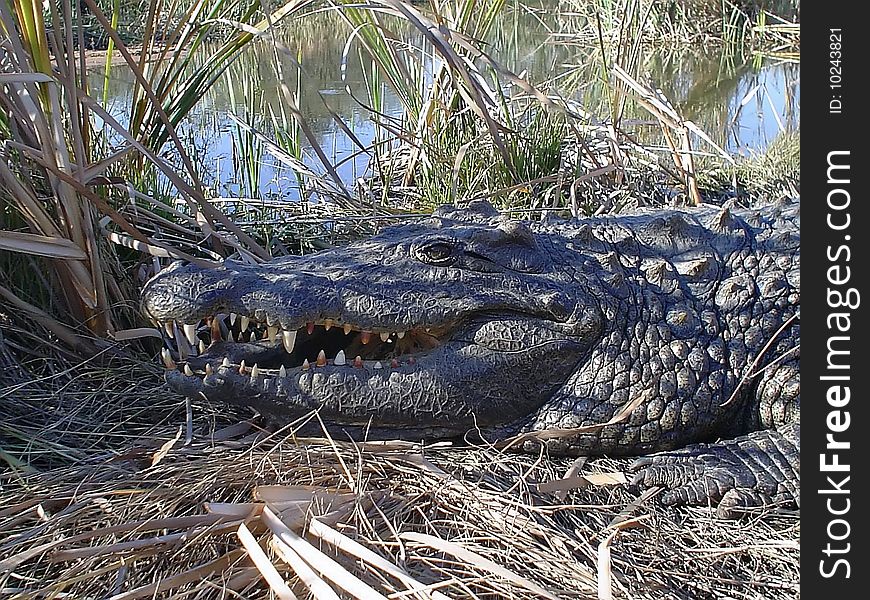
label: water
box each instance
[90,2,799,201]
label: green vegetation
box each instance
[0,0,800,349]
[0,0,306,346]
[0,2,800,598]
[698,128,799,201]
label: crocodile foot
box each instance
[630,424,799,518]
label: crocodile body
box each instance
[142,199,800,515]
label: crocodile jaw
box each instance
[144,276,598,436]
[161,319,593,436]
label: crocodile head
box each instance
[141,201,604,439]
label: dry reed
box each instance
[0,327,799,600]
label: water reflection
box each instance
[89,1,799,200]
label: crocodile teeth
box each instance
[396,331,405,339]
[324,319,334,331]
[240,316,251,332]
[360,331,371,345]
[302,359,310,371]
[250,363,260,381]
[183,323,198,346]
[239,360,247,375]
[268,326,279,343]
[282,330,297,354]
[279,365,287,378]
[205,363,214,376]
[229,313,237,326]
[354,355,363,368]
[316,350,327,367]
[164,321,175,338]
[373,361,383,369]
[161,348,175,369]
[222,357,232,368]
[227,331,235,343]
[343,324,353,335]
[379,332,390,342]
[390,358,399,368]
[334,350,346,366]
[198,340,206,354]
[184,364,194,376]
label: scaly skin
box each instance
[141,199,800,515]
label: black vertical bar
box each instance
[803,3,866,596]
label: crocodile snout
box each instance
[141,261,238,324]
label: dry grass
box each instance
[696,130,800,205]
[0,119,800,599]
[1,4,800,590]
[0,328,799,600]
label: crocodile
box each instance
[141,199,800,517]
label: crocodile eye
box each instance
[416,240,456,266]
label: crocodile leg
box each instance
[632,357,800,517]
[630,422,799,518]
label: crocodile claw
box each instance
[630,424,800,518]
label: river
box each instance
[89,0,799,201]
